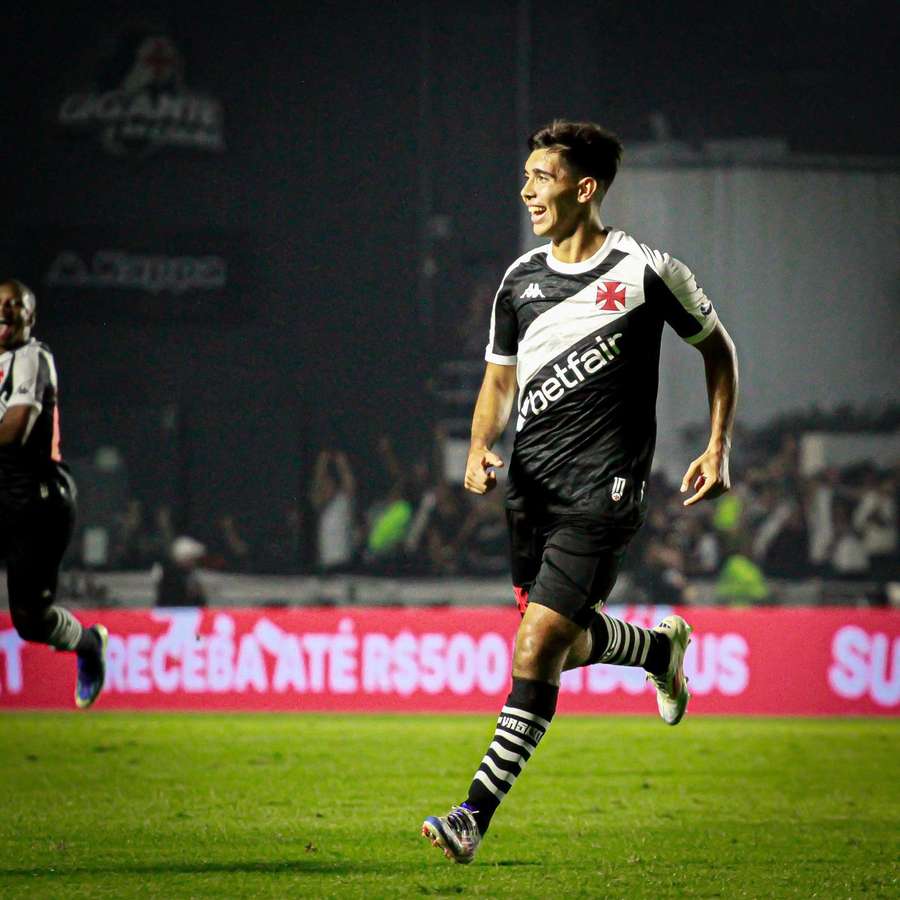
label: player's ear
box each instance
[577,176,600,205]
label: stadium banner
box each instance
[0,606,897,714]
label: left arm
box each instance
[681,321,739,507]
[0,405,33,447]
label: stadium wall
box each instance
[1,607,897,715]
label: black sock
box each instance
[586,611,670,675]
[463,676,559,835]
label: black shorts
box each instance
[0,467,77,612]
[506,507,636,628]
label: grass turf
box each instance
[0,714,897,898]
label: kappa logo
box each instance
[611,477,627,502]
[520,282,545,299]
[596,281,627,312]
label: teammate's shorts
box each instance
[506,508,637,628]
[0,467,76,612]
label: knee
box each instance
[514,615,578,680]
[9,605,52,643]
[515,625,554,671]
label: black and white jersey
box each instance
[0,338,64,512]
[486,229,718,523]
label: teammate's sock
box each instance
[462,676,558,836]
[586,611,670,675]
[45,607,85,652]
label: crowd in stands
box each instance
[629,439,897,605]
[63,409,898,609]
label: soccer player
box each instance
[0,279,107,708]
[422,121,738,863]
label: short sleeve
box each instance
[643,249,718,345]
[6,345,44,411]
[484,284,518,365]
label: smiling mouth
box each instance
[528,205,547,222]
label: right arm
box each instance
[0,405,32,447]
[309,450,331,509]
[0,346,42,447]
[464,362,517,495]
[333,449,356,495]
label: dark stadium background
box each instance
[2,0,897,554]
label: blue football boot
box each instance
[75,624,108,709]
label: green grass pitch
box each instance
[0,714,897,898]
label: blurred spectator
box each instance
[830,500,869,578]
[261,502,308,573]
[310,448,357,572]
[459,488,508,575]
[852,469,897,578]
[110,498,154,568]
[716,552,770,605]
[154,536,207,607]
[365,489,413,569]
[752,488,809,578]
[637,508,688,604]
[421,481,467,575]
[148,504,177,564]
[680,513,720,577]
[212,513,253,571]
[805,469,837,570]
[364,434,417,574]
[712,490,745,557]
[405,481,439,563]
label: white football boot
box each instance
[647,615,692,725]
[422,804,482,864]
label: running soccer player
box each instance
[423,121,738,863]
[0,279,107,708]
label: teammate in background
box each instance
[0,279,107,708]
[423,121,738,863]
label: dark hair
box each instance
[528,120,623,190]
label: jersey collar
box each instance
[544,229,620,275]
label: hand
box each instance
[680,447,730,507]
[465,447,504,495]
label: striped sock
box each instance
[463,677,558,835]
[587,611,669,675]
[45,607,84,651]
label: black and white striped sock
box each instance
[587,611,669,675]
[46,607,84,651]
[463,677,558,835]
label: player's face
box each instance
[521,149,584,240]
[0,283,32,350]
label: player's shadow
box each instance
[2,857,540,878]
[2,861,392,877]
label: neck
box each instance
[1,337,28,353]
[550,215,608,264]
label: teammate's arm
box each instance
[0,405,33,446]
[681,321,738,507]
[465,362,517,495]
